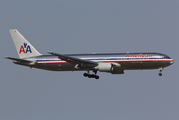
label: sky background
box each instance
[1,0,179,120]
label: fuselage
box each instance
[15,52,174,72]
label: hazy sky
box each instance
[1,0,179,120]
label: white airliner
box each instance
[5,29,174,79]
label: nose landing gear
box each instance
[158,68,163,76]
[158,73,162,76]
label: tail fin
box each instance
[9,29,42,59]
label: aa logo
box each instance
[19,43,32,54]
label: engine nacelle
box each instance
[98,63,112,72]
[96,63,124,74]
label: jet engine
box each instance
[96,63,124,74]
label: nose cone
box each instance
[170,59,174,64]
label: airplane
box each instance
[5,29,174,79]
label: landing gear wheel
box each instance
[158,73,162,76]
[95,75,99,79]
[91,74,95,78]
[83,70,99,79]
[83,73,88,77]
[88,74,92,78]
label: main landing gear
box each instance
[83,70,99,79]
[158,68,163,76]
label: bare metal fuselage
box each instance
[14,52,174,72]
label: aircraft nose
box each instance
[170,59,174,64]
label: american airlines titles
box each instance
[125,54,152,58]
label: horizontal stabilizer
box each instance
[5,57,32,63]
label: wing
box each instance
[48,52,98,68]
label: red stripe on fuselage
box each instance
[38,62,68,64]
[37,59,174,64]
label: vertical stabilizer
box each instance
[9,29,42,59]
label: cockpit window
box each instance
[164,56,170,59]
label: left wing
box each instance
[48,52,98,68]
